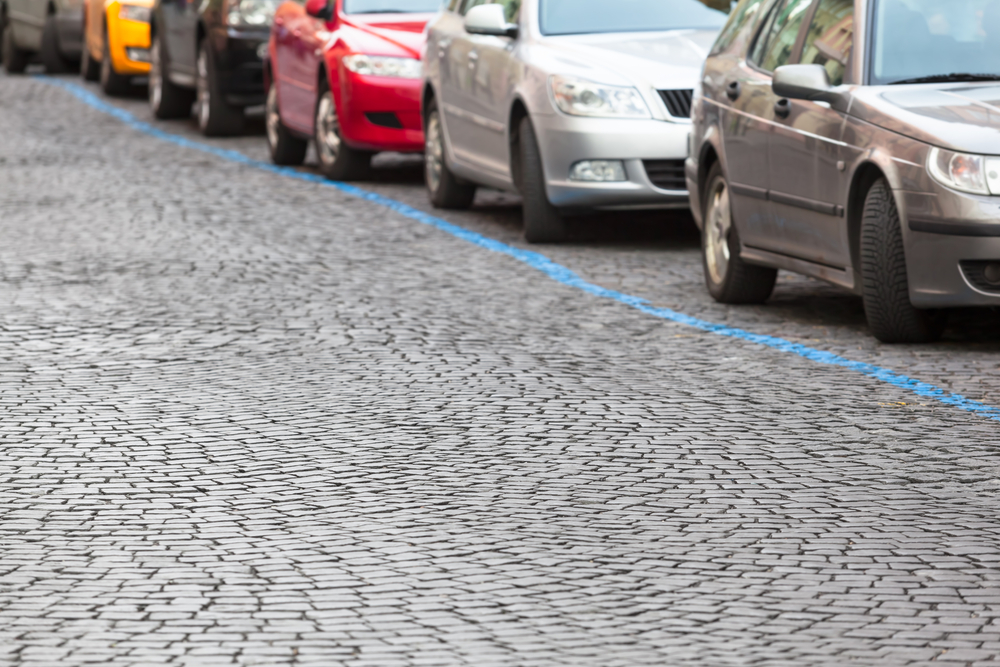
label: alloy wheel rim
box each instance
[196,50,210,129]
[315,92,340,165]
[266,86,280,150]
[425,112,443,193]
[150,40,162,111]
[705,177,732,285]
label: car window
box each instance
[711,0,773,55]
[538,0,729,36]
[343,0,441,12]
[750,0,813,71]
[460,0,518,20]
[800,0,853,86]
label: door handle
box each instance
[774,97,791,118]
[726,80,741,101]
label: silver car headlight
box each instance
[549,75,650,119]
[927,147,1000,195]
[343,55,421,79]
[118,4,151,22]
[226,0,279,27]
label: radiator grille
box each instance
[643,159,687,191]
[658,89,694,119]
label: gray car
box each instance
[422,0,730,242]
[687,0,1000,343]
[2,0,82,73]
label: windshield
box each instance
[872,0,1000,84]
[539,0,731,36]
[342,0,441,13]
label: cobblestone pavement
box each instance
[2,72,1000,667]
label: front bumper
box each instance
[54,9,83,58]
[215,28,269,107]
[109,12,151,75]
[903,188,1000,307]
[337,70,423,153]
[532,113,691,210]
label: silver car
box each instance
[422,0,730,242]
[688,0,1000,343]
[2,0,82,73]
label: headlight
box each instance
[549,75,650,118]
[226,0,279,26]
[927,147,1000,195]
[342,55,421,79]
[118,4,151,22]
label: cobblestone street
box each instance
[4,73,1000,666]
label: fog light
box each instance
[984,263,1000,284]
[126,47,150,63]
[569,160,627,182]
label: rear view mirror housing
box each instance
[464,4,518,38]
[773,64,845,108]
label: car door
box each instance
[719,0,786,247]
[767,0,854,268]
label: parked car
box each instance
[80,0,152,94]
[265,0,437,179]
[421,0,730,242]
[148,0,281,135]
[688,0,1000,343]
[2,0,83,73]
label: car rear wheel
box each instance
[80,39,100,81]
[196,41,245,136]
[2,23,29,74]
[314,86,371,181]
[100,26,130,95]
[861,178,947,343]
[519,115,568,243]
[265,84,307,166]
[149,35,194,119]
[424,99,475,209]
[701,162,777,303]
[41,15,75,73]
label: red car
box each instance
[264,0,438,180]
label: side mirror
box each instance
[305,0,333,22]
[464,4,518,38]
[772,64,843,105]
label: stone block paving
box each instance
[1,74,1000,666]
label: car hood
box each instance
[535,29,717,91]
[851,83,1000,155]
[340,12,433,58]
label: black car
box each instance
[149,0,280,135]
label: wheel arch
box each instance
[507,96,529,191]
[421,82,436,128]
[846,161,890,282]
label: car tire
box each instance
[519,115,568,243]
[860,178,947,343]
[196,39,244,137]
[80,39,100,81]
[265,83,307,166]
[2,22,29,74]
[314,84,371,181]
[424,98,476,209]
[41,15,74,73]
[100,26,130,95]
[149,35,194,119]
[701,161,777,304]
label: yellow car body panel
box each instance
[83,0,153,76]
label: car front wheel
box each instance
[149,35,194,119]
[314,86,371,181]
[519,115,567,243]
[100,27,131,95]
[265,84,307,166]
[80,39,100,81]
[41,15,75,73]
[2,23,29,74]
[860,177,947,343]
[424,99,476,209]
[701,161,777,304]
[196,41,245,136]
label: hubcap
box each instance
[704,176,732,286]
[149,40,162,111]
[425,111,443,193]
[315,92,340,166]
[197,50,210,129]
[266,86,280,150]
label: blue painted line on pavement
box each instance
[39,76,1000,423]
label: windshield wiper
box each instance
[889,72,1000,85]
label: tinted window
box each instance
[750,0,812,71]
[539,0,730,36]
[460,0,519,21]
[343,0,442,12]
[800,0,853,85]
[712,0,772,55]
[872,0,1000,84]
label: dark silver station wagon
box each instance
[687,0,1000,343]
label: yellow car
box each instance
[80,0,153,95]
